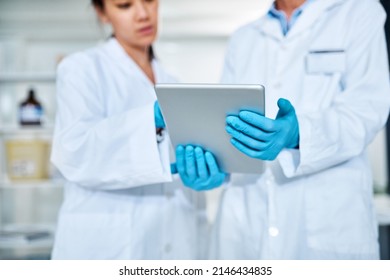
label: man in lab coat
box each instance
[209,0,390,259]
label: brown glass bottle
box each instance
[19,88,43,126]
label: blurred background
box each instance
[0,0,389,259]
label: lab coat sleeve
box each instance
[278,4,390,178]
[51,54,172,190]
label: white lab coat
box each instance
[210,0,390,259]
[51,38,207,260]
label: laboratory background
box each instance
[0,0,390,260]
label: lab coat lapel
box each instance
[105,38,155,87]
[287,0,345,39]
[255,17,285,41]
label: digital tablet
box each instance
[155,84,265,174]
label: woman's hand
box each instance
[171,145,226,191]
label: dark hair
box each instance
[92,0,104,10]
[91,0,155,61]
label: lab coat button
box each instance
[164,243,172,253]
[166,191,174,199]
[265,179,272,186]
[269,227,279,237]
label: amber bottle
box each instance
[19,88,43,126]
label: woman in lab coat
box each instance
[50,0,217,259]
[208,0,390,259]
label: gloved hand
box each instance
[154,101,165,129]
[171,145,226,191]
[225,98,299,161]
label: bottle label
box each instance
[10,160,36,177]
[20,105,43,123]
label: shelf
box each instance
[0,179,64,189]
[0,73,56,83]
[0,125,54,135]
[0,224,54,250]
[0,235,53,250]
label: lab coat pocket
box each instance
[300,51,344,112]
[52,213,131,260]
[306,50,346,74]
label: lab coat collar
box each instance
[254,0,346,41]
[104,37,161,85]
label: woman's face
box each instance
[98,0,159,49]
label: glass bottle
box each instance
[19,88,43,126]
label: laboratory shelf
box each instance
[0,125,54,135]
[0,235,53,250]
[0,224,54,261]
[0,72,58,259]
[0,72,56,83]
[0,179,64,189]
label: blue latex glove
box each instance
[154,101,165,129]
[226,98,299,161]
[171,145,226,191]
